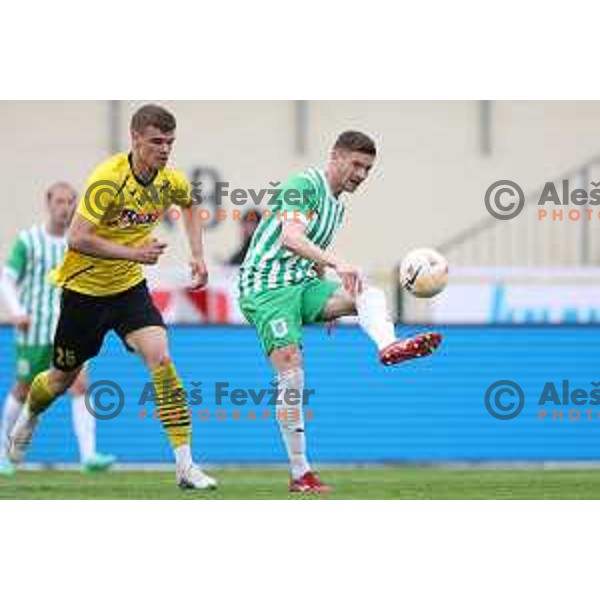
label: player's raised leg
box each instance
[124,326,216,490]
[69,368,116,472]
[322,284,442,365]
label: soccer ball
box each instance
[399,248,448,298]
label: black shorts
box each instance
[53,280,166,371]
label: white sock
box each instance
[174,444,192,471]
[355,286,397,350]
[277,368,311,480]
[71,394,96,463]
[0,392,23,459]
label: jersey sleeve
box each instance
[277,174,319,225]
[76,163,123,226]
[5,235,28,282]
[169,170,192,209]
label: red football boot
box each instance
[289,471,332,493]
[379,332,442,366]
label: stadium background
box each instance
[0,100,598,466]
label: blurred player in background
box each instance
[0,183,115,476]
[9,104,216,490]
[226,209,262,265]
[239,131,442,492]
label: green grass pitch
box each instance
[2,467,600,499]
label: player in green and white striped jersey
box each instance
[239,165,346,294]
[0,182,115,475]
[239,131,442,493]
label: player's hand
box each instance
[189,258,208,289]
[133,239,168,264]
[334,260,363,296]
[11,315,31,332]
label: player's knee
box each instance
[144,352,172,371]
[12,381,30,402]
[48,368,79,396]
[324,291,357,319]
[342,294,358,315]
[271,345,302,371]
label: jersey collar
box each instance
[128,153,159,187]
[43,224,67,240]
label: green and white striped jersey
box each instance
[5,225,67,347]
[239,167,345,295]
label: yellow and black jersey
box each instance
[53,152,191,296]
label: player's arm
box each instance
[72,167,167,263]
[181,203,208,289]
[0,269,29,329]
[0,236,30,329]
[281,219,362,294]
[173,173,207,289]
[68,213,167,264]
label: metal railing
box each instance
[438,155,600,266]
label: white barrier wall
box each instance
[0,101,109,239]
[3,101,600,320]
[402,267,600,324]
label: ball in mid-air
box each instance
[399,248,449,298]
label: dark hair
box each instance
[241,209,262,223]
[333,130,376,156]
[130,104,176,133]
